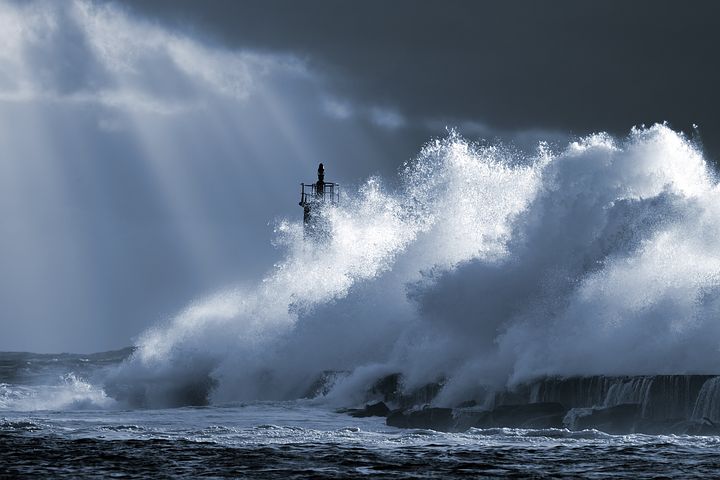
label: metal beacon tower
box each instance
[299,163,339,238]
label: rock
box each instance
[348,401,391,418]
[359,373,720,435]
[399,382,444,409]
[572,403,640,434]
[387,407,454,431]
[660,418,720,435]
[475,402,567,429]
[386,402,567,432]
[633,418,685,435]
[303,370,349,399]
[521,413,566,429]
[513,375,715,422]
[370,374,402,403]
[368,374,444,408]
[452,409,489,431]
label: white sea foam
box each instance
[0,373,115,411]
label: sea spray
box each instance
[107,124,720,408]
[0,373,114,411]
[106,174,433,405]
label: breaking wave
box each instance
[107,124,720,408]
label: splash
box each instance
[108,124,720,408]
[0,373,114,411]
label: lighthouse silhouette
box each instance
[299,163,339,237]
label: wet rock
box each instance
[572,403,640,434]
[452,409,488,431]
[661,418,720,435]
[399,382,443,409]
[475,402,567,429]
[303,370,349,399]
[370,374,402,403]
[348,401,391,418]
[361,373,720,435]
[367,373,444,408]
[386,407,454,431]
[520,375,714,420]
[521,413,566,429]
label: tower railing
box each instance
[300,182,340,205]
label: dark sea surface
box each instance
[2,351,720,479]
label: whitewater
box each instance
[4,125,720,477]
[109,124,720,408]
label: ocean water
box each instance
[2,352,720,479]
[6,404,720,479]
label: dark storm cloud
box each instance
[119,0,720,158]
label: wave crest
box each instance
[108,124,720,408]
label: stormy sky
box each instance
[124,0,720,155]
[1,0,719,352]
